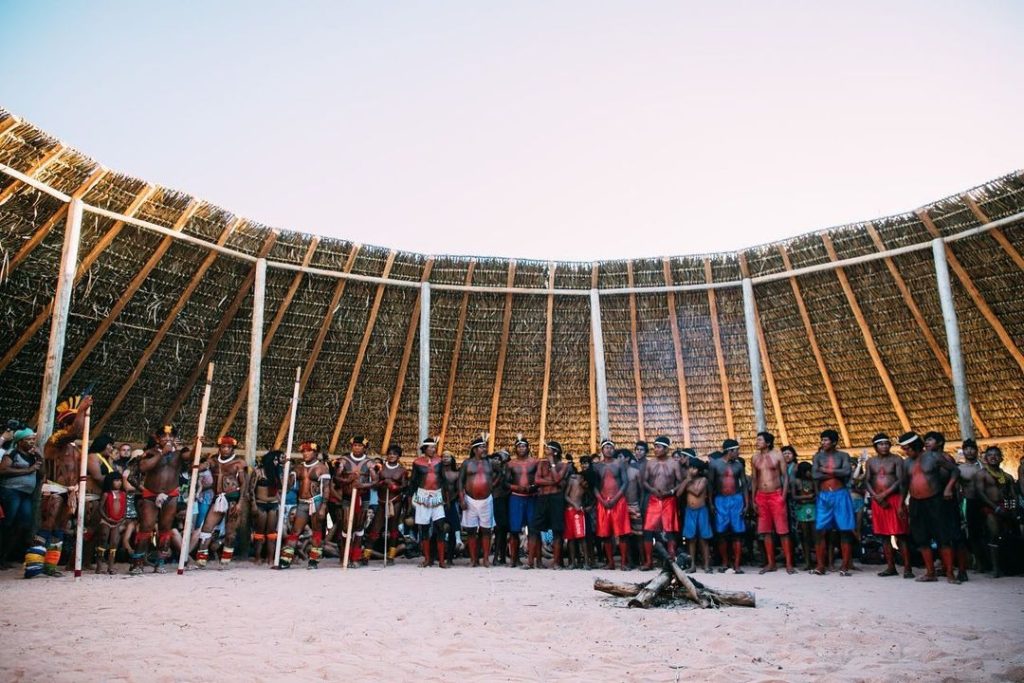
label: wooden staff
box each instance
[383,488,390,568]
[273,366,301,567]
[177,363,214,575]
[341,470,358,570]
[73,401,92,580]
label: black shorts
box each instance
[965,499,985,542]
[492,495,509,529]
[531,493,565,534]
[909,495,958,549]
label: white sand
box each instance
[1,561,1022,682]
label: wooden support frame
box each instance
[487,260,517,451]
[821,234,911,432]
[864,224,990,438]
[0,144,65,206]
[272,245,362,448]
[56,200,202,394]
[162,232,280,425]
[662,259,692,447]
[588,264,599,452]
[328,250,397,452]
[738,255,788,444]
[0,185,157,376]
[917,209,1024,375]
[438,260,477,452]
[94,218,240,434]
[625,262,647,441]
[217,237,321,438]
[0,116,19,137]
[538,262,556,444]
[704,259,735,438]
[778,246,852,446]
[381,258,435,450]
[963,194,1024,273]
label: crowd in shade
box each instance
[2,393,1022,581]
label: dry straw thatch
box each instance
[1,107,1022,469]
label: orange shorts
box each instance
[643,495,679,533]
[596,497,630,538]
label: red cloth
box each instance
[103,491,126,523]
[643,495,680,533]
[596,497,630,538]
[755,489,789,535]
[564,507,587,540]
[871,494,909,535]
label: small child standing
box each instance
[791,462,817,571]
[96,472,126,575]
[682,460,713,573]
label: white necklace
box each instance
[349,453,367,463]
[217,454,236,464]
[302,460,318,469]
[385,462,401,470]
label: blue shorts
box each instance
[816,488,855,532]
[508,494,536,533]
[714,493,745,534]
[683,506,713,540]
[851,496,865,514]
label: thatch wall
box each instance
[1,108,1022,471]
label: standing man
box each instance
[377,444,408,564]
[39,395,92,577]
[410,436,447,567]
[591,439,630,570]
[134,425,186,574]
[640,435,684,570]
[812,429,855,576]
[196,436,249,569]
[898,431,960,583]
[490,450,511,565]
[976,446,1016,578]
[864,433,912,578]
[708,438,748,573]
[751,431,793,574]
[507,435,538,568]
[337,436,375,567]
[957,438,986,576]
[531,440,569,569]
[460,437,495,567]
[280,440,330,569]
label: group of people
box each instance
[1,393,1022,583]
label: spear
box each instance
[178,363,214,575]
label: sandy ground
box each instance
[1,560,1022,683]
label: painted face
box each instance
[352,443,366,457]
[516,443,529,458]
[820,437,835,452]
[782,449,795,464]
[601,444,613,458]
[985,450,1002,467]
[962,446,977,462]
[159,435,176,453]
[301,447,316,463]
[424,445,437,458]
[18,435,37,450]
[218,443,233,457]
[725,448,738,461]
[386,450,400,464]
[654,444,667,458]
[873,441,891,456]
[924,437,940,452]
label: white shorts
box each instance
[461,495,494,529]
[413,488,445,525]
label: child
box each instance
[563,467,592,569]
[682,460,713,573]
[791,461,817,571]
[96,472,126,575]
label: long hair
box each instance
[262,450,284,490]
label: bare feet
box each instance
[915,574,937,582]
[758,566,777,575]
[877,567,898,577]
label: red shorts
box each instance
[141,487,180,499]
[871,495,909,536]
[564,507,587,540]
[643,495,679,533]
[755,489,789,535]
[596,497,630,538]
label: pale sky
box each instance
[1,1,1021,260]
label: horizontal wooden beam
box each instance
[0,144,65,206]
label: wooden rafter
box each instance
[0,116,19,137]
[538,262,557,444]
[217,237,321,438]
[381,258,435,450]
[737,254,789,445]
[4,165,108,278]
[821,234,911,432]
[662,259,692,447]
[272,245,362,448]
[0,185,157,376]
[328,251,397,452]
[162,232,280,425]
[777,245,851,446]
[438,260,477,452]
[588,264,598,452]
[918,209,1024,375]
[625,262,646,441]
[57,200,202,394]
[864,224,990,438]
[94,218,240,434]
[963,194,1024,273]
[487,261,517,451]
[0,144,65,206]
[704,258,735,437]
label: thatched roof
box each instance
[1,107,1022,468]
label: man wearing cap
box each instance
[530,440,569,569]
[0,428,42,571]
[708,439,747,573]
[410,436,447,567]
[591,439,631,570]
[811,429,855,576]
[865,433,912,578]
[640,436,684,570]
[459,436,495,567]
[333,435,376,567]
[507,435,539,568]
[750,431,793,574]
[132,425,186,573]
[85,434,117,571]
[281,440,330,569]
[196,436,249,569]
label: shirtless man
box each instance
[38,395,92,576]
[85,434,117,570]
[926,432,969,581]
[507,435,539,568]
[640,436,685,570]
[708,439,748,573]
[898,431,960,583]
[683,459,713,573]
[410,436,447,567]
[441,453,461,566]
[335,436,375,567]
[976,446,1016,578]
[957,439,987,574]
[377,444,408,564]
[459,437,495,567]
[864,433,912,578]
[563,465,591,568]
[490,450,512,565]
[591,439,630,570]
[811,429,855,576]
[531,440,569,569]
[623,452,644,566]
[197,436,249,568]
[134,425,187,574]
[280,441,330,569]
[751,431,793,574]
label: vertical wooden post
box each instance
[36,198,82,445]
[419,281,431,444]
[742,277,766,432]
[438,261,476,451]
[538,263,556,444]
[589,264,599,452]
[662,259,691,447]
[704,259,735,438]
[932,239,973,441]
[487,261,517,451]
[625,262,646,441]
[590,289,610,441]
[738,255,788,443]
[245,258,267,463]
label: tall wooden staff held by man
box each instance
[273,366,301,568]
[72,397,92,580]
[177,363,215,575]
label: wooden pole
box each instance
[741,277,766,432]
[590,289,610,440]
[932,239,974,441]
[342,479,359,570]
[963,194,1024,272]
[704,259,735,438]
[662,259,691,447]
[0,144,65,206]
[589,264,599,452]
[418,280,431,445]
[821,234,911,432]
[538,263,556,444]
[72,402,90,579]
[328,251,396,453]
[273,366,301,567]
[625,262,646,441]
[488,261,517,451]
[178,363,214,574]
[738,255,788,443]
[36,198,83,447]
[246,258,267,463]
[438,261,476,451]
